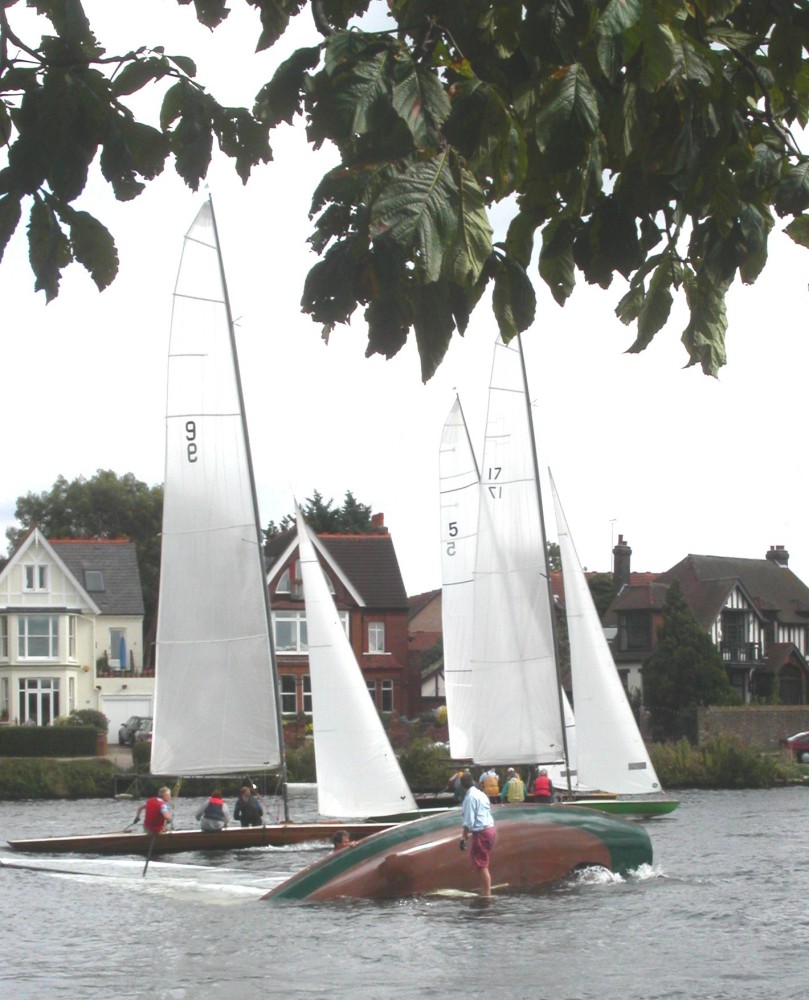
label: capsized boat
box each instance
[263,804,653,901]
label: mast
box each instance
[516,335,573,794]
[207,197,289,821]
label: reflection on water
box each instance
[1,787,808,1000]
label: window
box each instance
[19,677,60,725]
[0,617,7,660]
[68,616,77,661]
[280,675,297,714]
[368,621,385,653]
[274,611,308,653]
[276,568,291,595]
[380,679,393,713]
[1,676,8,714]
[366,680,377,704]
[23,564,48,592]
[18,616,58,658]
[618,613,651,651]
[110,628,126,669]
[303,675,312,715]
[84,570,104,592]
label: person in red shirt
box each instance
[135,786,172,834]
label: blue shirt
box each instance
[462,785,494,832]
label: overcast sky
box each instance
[3,2,808,596]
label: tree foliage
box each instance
[2,2,809,379]
[643,580,738,742]
[7,470,163,644]
[264,488,374,538]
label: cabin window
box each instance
[0,616,7,660]
[280,675,297,714]
[18,677,60,725]
[368,621,385,653]
[618,613,651,651]
[23,564,48,592]
[302,675,312,715]
[274,611,308,653]
[84,570,104,592]
[380,679,393,712]
[18,615,59,659]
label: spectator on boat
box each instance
[479,767,500,802]
[135,786,172,835]
[234,785,264,827]
[532,768,554,804]
[459,772,496,897]
[332,830,357,851]
[195,789,230,832]
[501,767,526,804]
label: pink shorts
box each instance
[470,826,496,869]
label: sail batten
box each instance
[151,200,282,777]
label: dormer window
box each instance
[23,564,48,592]
[276,568,291,594]
[84,570,104,592]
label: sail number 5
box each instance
[185,421,198,463]
[446,521,458,556]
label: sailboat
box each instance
[294,504,419,821]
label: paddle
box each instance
[142,834,157,877]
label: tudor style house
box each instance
[265,514,418,719]
[0,528,149,738]
[608,539,809,704]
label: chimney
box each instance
[766,544,789,567]
[371,512,387,534]
[613,534,632,591]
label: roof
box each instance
[49,538,145,616]
[658,553,809,627]
[408,589,440,619]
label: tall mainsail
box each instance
[470,338,566,765]
[439,397,479,760]
[151,201,283,776]
[551,472,661,794]
[295,505,417,818]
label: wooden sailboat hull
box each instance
[574,798,680,818]
[6,821,394,856]
[263,804,653,901]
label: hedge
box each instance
[0,726,98,757]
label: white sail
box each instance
[151,201,282,776]
[470,338,566,765]
[295,506,417,818]
[551,473,661,794]
[439,397,479,760]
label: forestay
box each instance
[439,397,479,760]
[470,338,566,766]
[551,473,661,794]
[151,201,282,776]
[295,506,417,819]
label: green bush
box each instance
[0,726,97,757]
[0,757,116,798]
[398,739,451,792]
[54,709,109,733]
[132,740,151,772]
[650,735,801,788]
[286,741,315,782]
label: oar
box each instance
[142,833,157,877]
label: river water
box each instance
[0,785,805,1000]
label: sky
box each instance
[3,2,809,597]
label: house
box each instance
[0,527,149,739]
[407,589,443,708]
[608,538,809,705]
[265,514,417,719]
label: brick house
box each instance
[265,514,418,719]
[408,589,443,708]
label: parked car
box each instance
[780,731,809,763]
[118,715,145,746]
[133,717,153,744]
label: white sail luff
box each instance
[551,472,661,794]
[151,201,282,776]
[295,506,417,818]
[470,338,565,765]
[439,397,479,759]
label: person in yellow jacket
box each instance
[478,767,500,802]
[501,767,526,803]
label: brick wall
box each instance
[698,705,809,750]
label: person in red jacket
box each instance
[532,769,554,804]
[135,787,172,834]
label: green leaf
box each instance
[412,278,457,381]
[539,215,577,305]
[186,0,231,30]
[168,55,197,77]
[27,198,71,301]
[630,258,678,351]
[390,56,450,148]
[737,203,771,284]
[67,210,119,291]
[784,215,809,248]
[0,193,22,264]
[534,64,600,171]
[160,82,185,131]
[493,256,536,340]
[681,268,728,376]
[110,58,169,98]
[774,162,809,216]
[445,164,492,286]
[254,46,322,126]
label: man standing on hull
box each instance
[459,772,496,896]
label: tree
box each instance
[2,3,808,381]
[264,489,374,539]
[7,470,163,645]
[642,580,738,742]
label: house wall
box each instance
[698,705,809,750]
[410,596,441,633]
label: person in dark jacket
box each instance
[195,789,230,832]
[234,785,264,827]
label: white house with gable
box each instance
[0,527,152,740]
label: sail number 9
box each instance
[185,421,198,463]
